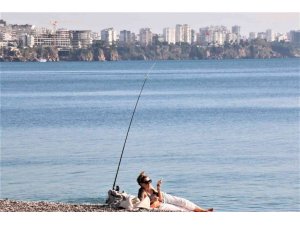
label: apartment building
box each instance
[290,30,300,44]
[163,27,175,44]
[71,30,92,48]
[249,32,257,40]
[139,28,152,45]
[119,30,132,44]
[266,29,275,42]
[19,34,35,47]
[55,29,71,48]
[232,25,240,35]
[35,29,71,48]
[101,28,117,45]
[232,25,241,43]
[175,24,183,43]
[191,29,197,44]
[182,24,191,44]
[257,32,266,40]
[199,26,227,46]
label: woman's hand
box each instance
[156,179,163,202]
[157,179,163,188]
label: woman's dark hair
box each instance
[137,171,146,185]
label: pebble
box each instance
[0,199,153,212]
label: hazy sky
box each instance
[1,13,299,35]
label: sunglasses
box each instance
[142,179,152,184]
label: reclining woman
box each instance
[137,171,213,212]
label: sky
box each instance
[1,12,299,36]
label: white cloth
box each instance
[107,189,151,210]
[158,192,198,212]
[119,193,151,210]
[107,190,198,211]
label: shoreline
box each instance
[0,199,151,212]
[0,56,299,63]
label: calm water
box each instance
[1,59,299,211]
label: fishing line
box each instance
[112,62,156,190]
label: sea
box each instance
[1,59,299,211]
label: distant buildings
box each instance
[0,31,12,41]
[71,30,92,48]
[119,30,133,44]
[199,26,228,46]
[175,24,183,43]
[139,28,152,46]
[232,25,240,35]
[101,28,117,45]
[182,24,191,44]
[163,24,193,44]
[290,30,300,44]
[266,29,275,42]
[257,32,266,40]
[231,25,241,43]
[35,30,71,48]
[249,32,257,40]
[191,29,197,44]
[19,34,35,48]
[174,24,192,44]
[275,33,288,42]
[0,19,297,49]
[0,19,7,27]
[163,27,175,44]
[55,29,71,48]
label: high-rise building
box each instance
[139,28,152,45]
[191,29,197,44]
[119,30,132,44]
[71,30,92,48]
[163,27,175,44]
[0,32,12,41]
[175,24,192,44]
[225,32,238,43]
[199,26,228,46]
[91,32,100,41]
[182,24,191,44]
[266,29,274,42]
[175,24,184,43]
[213,31,226,45]
[232,25,240,35]
[131,33,137,42]
[257,32,266,40]
[35,30,71,48]
[199,27,213,45]
[55,29,71,48]
[101,28,117,45]
[19,34,35,48]
[249,32,257,40]
[232,25,241,43]
[275,33,288,42]
[0,19,7,27]
[290,30,300,44]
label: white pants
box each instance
[158,192,198,212]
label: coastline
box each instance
[0,199,151,212]
[1,40,299,62]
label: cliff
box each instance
[1,39,299,62]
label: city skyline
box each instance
[1,13,299,36]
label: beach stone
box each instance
[0,199,159,212]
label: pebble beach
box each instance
[0,199,144,212]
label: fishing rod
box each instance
[112,62,156,190]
